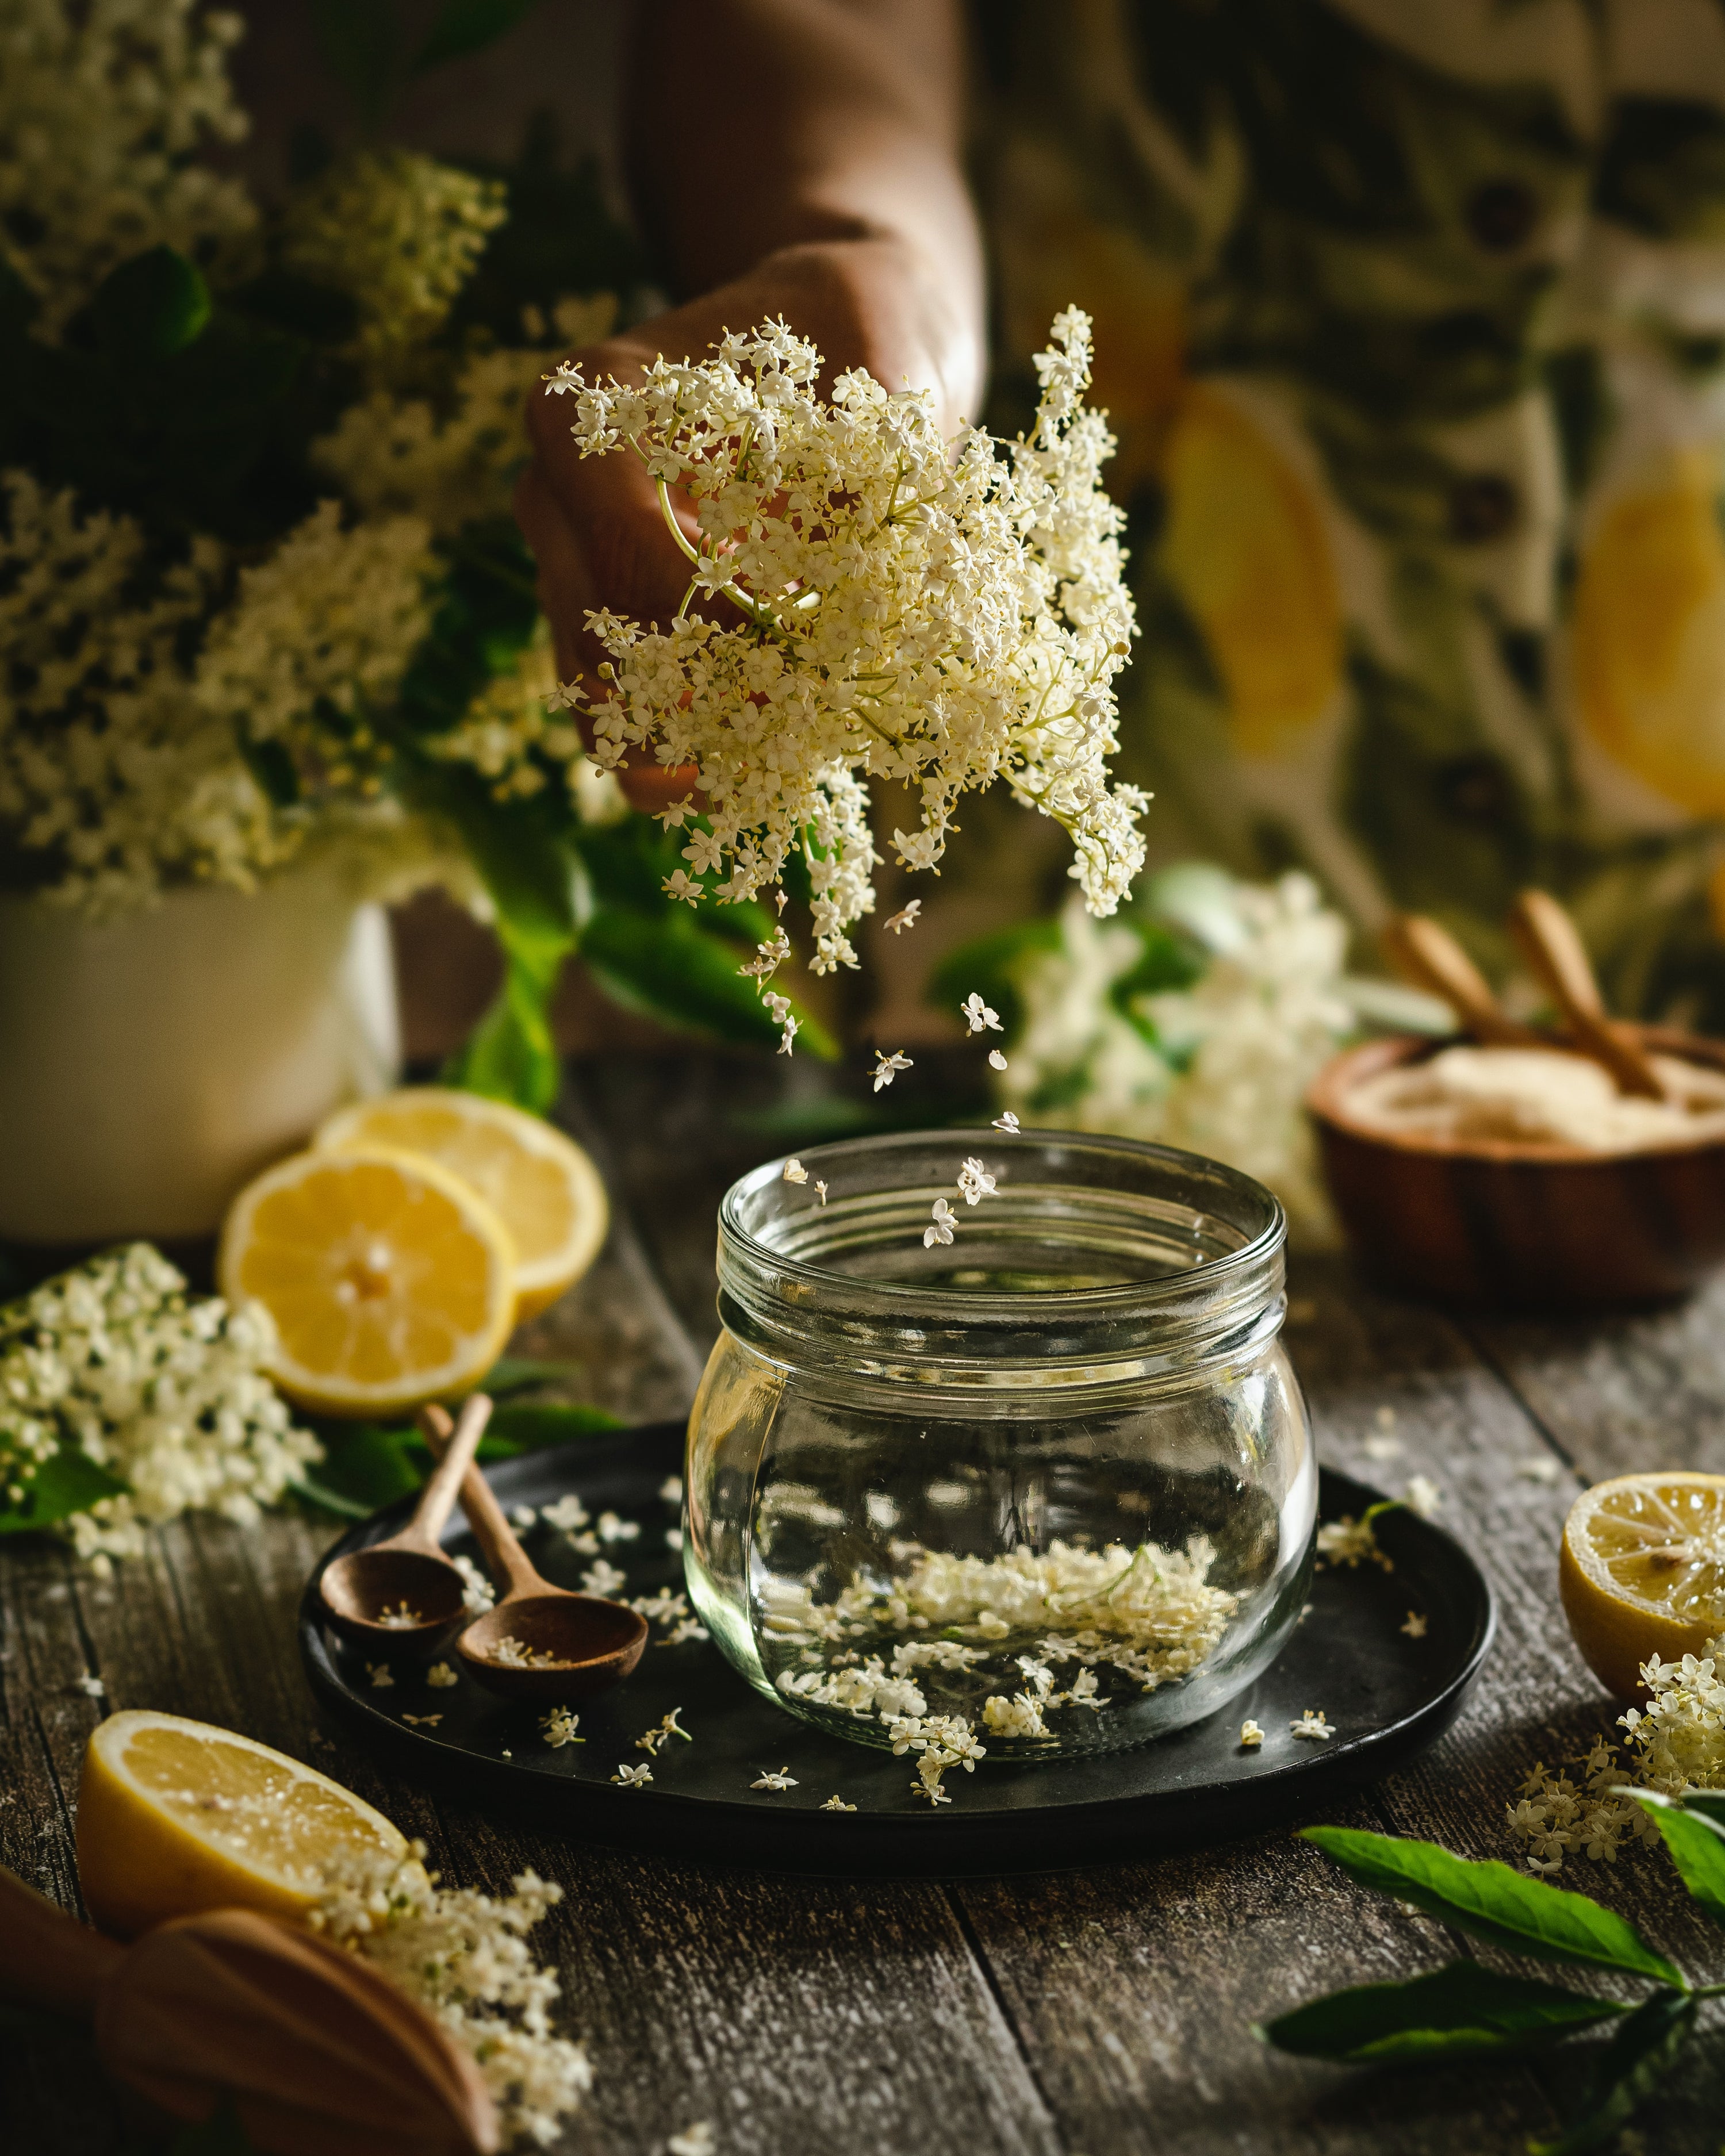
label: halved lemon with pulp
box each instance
[316,1087,607,1321]
[1560,1471,1725,1698]
[218,1146,515,1415]
[77,1709,408,1938]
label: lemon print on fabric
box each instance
[1575,448,1725,815]
[1158,384,1343,757]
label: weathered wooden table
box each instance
[6,1052,1724,2154]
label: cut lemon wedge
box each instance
[1560,1471,1725,1698]
[77,1709,408,1938]
[218,1146,515,1415]
[316,1088,608,1321]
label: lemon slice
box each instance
[77,1709,408,1938]
[218,1146,515,1415]
[316,1087,608,1321]
[1560,1471,1725,1698]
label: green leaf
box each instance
[302,1423,426,1512]
[1636,1795,1725,1928]
[1258,1961,1626,2064]
[412,0,542,74]
[484,1356,587,1398]
[0,1446,128,1536]
[1300,1829,1686,1986]
[485,1401,623,1452]
[445,954,564,1114]
[583,907,837,1059]
[1528,1989,1696,2155]
[1670,1789,1725,1834]
[90,246,210,358]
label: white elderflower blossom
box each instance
[993,1110,1021,1134]
[884,901,921,934]
[540,1708,581,1749]
[872,1049,913,1092]
[426,1662,459,1689]
[453,1553,495,1613]
[750,1767,798,1791]
[814,1181,829,1205]
[311,1843,591,2146]
[1239,1719,1265,1748]
[1401,1611,1428,1639]
[956,1157,997,1206]
[668,2126,716,2156]
[75,1671,105,1699]
[0,1241,320,1567]
[1403,1476,1442,1520]
[1620,1637,1725,1794]
[282,148,507,367]
[782,1158,808,1185]
[1316,1510,1393,1572]
[988,1049,1008,1071]
[580,1558,628,1598]
[998,872,1356,1246]
[538,309,1144,973]
[1290,1709,1333,1741]
[540,1494,590,1533]
[961,993,1003,1035]
[0,0,255,334]
[1506,1739,1663,1873]
[367,1664,394,1690]
[612,1762,652,1789]
[819,1795,857,1812]
[924,1197,957,1249]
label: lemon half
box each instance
[1560,1471,1725,1698]
[78,1709,407,1938]
[219,1145,515,1415]
[316,1087,608,1321]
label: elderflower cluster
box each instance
[0,0,255,333]
[311,1843,592,2148]
[999,872,1355,1245]
[519,309,1143,972]
[0,1242,320,1570]
[313,297,618,535]
[1506,1739,1663,1873]
[1621,1638,1725,1793]
[281,148,508,367]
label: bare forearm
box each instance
[623,0,984,416]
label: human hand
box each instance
[513,236,979,813]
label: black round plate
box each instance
[298,1424,1494,1877]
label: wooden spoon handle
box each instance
[1382,915,1540,1046]
[418,1406,550,1601]
[0,1866,124,2019]
[1508,890,1667,1100]
[400,1393,492,1553]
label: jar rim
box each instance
[718,1126,1285,1336]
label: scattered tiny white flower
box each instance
[1316,1510,1393,1571]
[367,1663,394,1689]
[662,1617,710,1645]
[453,1552,495,1612]
[665,1526,684,1551]
[612,1762,652,1788]
[425,1662,458,1688]
[540,1707,582,1748]
[751,1767,798,1791]
[509,1505,538,1530]
[956,1157,998,1206]
[667,2126,716,2156]
[540,1494,590,1532]
[1401,1611,1428,1639]
[993,1110,1021,1134]
[580,1559,628,1597]
[1403,1476,1442,1520]
[1362,1433,1405,1462]
[501,1748,512,1758]
[1515,1456,1561,1484]
[597,1511,639,1545]
[819,1796,858,1812]
[988,1049,1008,1071]
[961,992,1003,1035]
[782,1158,808,1186]
[814,1180,829,1204]
[884,901,921,935]
[402,1712,442,1727]
[873,1048,914,1092]
[1290,1709,1333,1741]
[75,1672,105,1699]
[660,1476,684,1505]
[924,1197,957,1249]
[1239,1718,1265,1748]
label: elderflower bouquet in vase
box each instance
[0,0,820,1244]
[516,310,1314,1774]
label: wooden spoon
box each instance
[1508,888,1669,1101]
[1382,914,1543,1046]
[318,1394,493,1658]
[421,1403,647,1702]
[0,1866,496,2156]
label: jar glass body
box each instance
[684,1131,1314,1760]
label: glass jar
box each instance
[683,1130,1314,1763]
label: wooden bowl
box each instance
[1307,1027,1725,1309]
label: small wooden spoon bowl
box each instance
[1309,1027,1725,1309]
[319,1395,491,1660]
[458,1593,649,1701]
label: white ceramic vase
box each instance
[0,866,401,1245]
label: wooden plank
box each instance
[1464,1271,1725,1479]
